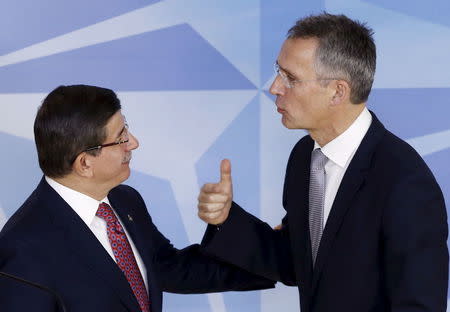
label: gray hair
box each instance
[287,13,376,104]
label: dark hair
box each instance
[287,13,376,104]
[34,85,121,178]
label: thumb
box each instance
[220,159,232,185]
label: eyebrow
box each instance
[115,124,126,140]
[276,61,299,79]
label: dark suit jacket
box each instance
[202,113,448,312]
[0,178,274,312]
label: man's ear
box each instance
[72,152,94,178]
[330,79,350,106]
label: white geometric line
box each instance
[261,283,299,312]
[167,167,205,245]
[0,93,46,140]
[0,1,185,67]
[207,293,227,312]
[406,129,450,157]
[186,0,260,86]
[262,73,276,90]
[0,204,7,230]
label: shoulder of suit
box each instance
[0,189,49,241]
[286,134,313,162]
[377,130,426,165]
[289,134,313,154]
[369,129,438,185]
[0,203,55,255]
[109,184,145,203]
[112,184,137,193]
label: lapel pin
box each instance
[127,214,133,222]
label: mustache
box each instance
[122,152,132,163]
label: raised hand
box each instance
[197,159,233,225]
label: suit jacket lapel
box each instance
[285,137,315,295]
[311,160,367,291]
[38,179,142,312]
[311,112,386,293]
[108,191,152,267]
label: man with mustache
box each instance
[0,84,274,312]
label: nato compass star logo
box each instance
[0,1,449,311]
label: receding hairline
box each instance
[276,37,322,77]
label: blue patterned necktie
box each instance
[309,148,328,266]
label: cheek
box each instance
[293,87,322,108]
[104,152,126,168]
[286,91,307,113]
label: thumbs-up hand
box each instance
[197,159,233,225]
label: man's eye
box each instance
[286,75,296,82]
[116,135,125,143]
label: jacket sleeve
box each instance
[200,202,297,286]
[125,187,276,294]
[153,241,276,294]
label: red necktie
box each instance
[96,202,150,312]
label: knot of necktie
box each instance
[311,148,328,171]
[96,202,124,233]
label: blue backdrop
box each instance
[1,1,449,311]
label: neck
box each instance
[310,103,366,147]
[52,175,109,201]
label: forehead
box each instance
[104,110,125,137]
[277,37,319,72]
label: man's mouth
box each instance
[275,99,285,113]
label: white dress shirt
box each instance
[45,176,148,290]
[313,107,372,226]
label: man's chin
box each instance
[117,169,131,185]
[281,117,293,129]
[282,117,303,130]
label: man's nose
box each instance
[126,132,139,150]
[269,75,285,96]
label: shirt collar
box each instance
[45,176,110,227]
[313,107,372,168]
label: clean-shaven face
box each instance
[270,37,334,132]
